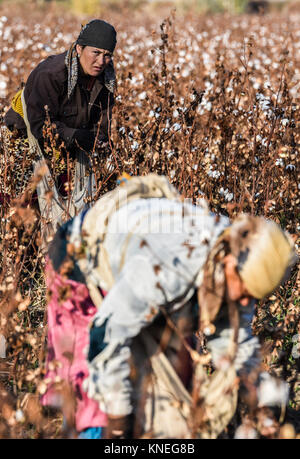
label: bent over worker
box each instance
[44,174,297,439]
[4,19,117,242]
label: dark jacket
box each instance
[4,52,114,153]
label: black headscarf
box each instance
[65,20,117,99]
[77,19,117,53]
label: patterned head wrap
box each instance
[65,20,117,99]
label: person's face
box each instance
[223,254,253,307]
[76,44,112,77]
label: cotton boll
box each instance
[275,158,284,167]
[15,409,25,423]
[234,423,258,439]
[181,69,190,78]
[257,372,289,407]
[15,40,26,50]
[0,79,7,98]
[0,334,6,358]
[225,191,234,202]
[139,91,147,100]
[207,167,221,179]
[131,141,139,151]
[172,123,181,132]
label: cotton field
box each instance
[0,1,299,439]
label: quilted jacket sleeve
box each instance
[24,70,76,148]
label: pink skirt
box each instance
[41,260,107,432]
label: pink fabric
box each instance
[41,260,107,432]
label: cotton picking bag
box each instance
[139,304,239,439]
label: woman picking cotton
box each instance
[42,174,297,439]
[4,19,117,244]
